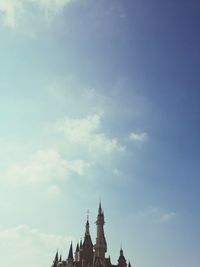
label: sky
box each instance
[0,0,200,267]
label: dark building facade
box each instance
[51,203,131,267]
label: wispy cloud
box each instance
[52,114,125,158]
[47,184,62,196]
[3,149,90,186]
[139,207,176,224]
[47,85,107,115]
[0,0,74,29]
[0,224,73,267]
[158,212,176,223]
[129,132,148,142]
[113,168,122,176]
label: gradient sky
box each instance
[0,1,200,267]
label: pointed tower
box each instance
[74,243,79,262]
[82,215,94,266]
[67,242,74,265]
[118,248,127,267]
[52,251,58,267]
[50,204,131,267]
[83,215,93,249]
[59,254,62,263]
[94,202,107,266]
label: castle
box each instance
[51,203,131,267]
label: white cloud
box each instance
[0,0,74,29]
[159,212,176,223]
[129,132,148,142]
[4,149,90,186]
[1,113,125,189]
[0,1,22,28]
[139,207,176,224]
[113,168,122,176]
[53,114,125,158]
[47,184,61,196]
[46,82,107,118]
[0,224,73,267]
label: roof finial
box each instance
[120,245,124,256]
[87,209,89,221]
[85,210,90,235]
[98,200,102,215]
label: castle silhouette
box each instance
[51,203,131,267]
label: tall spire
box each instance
[76,243,79,253]
[80,238,83,249]
[94,202,107,264]
[120,248,124,257]
[75,242,79,262]
[98,201,103,215]
[51,250,58,267]
[118,247,127,267]
[83,214,93,248]
[85,216,90,236]
[56,250,59,261]
[81,214,94,266]
[67,242,73,261]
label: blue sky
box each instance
[0,1,200,267]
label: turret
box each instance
[82,215,94,266]
[80,239,83,249]
[118,248,127,267]
[74,243,79,262]
[83,216,93,249]
[94,202,107,266]
[52,251,58,267]
[67,242,74,265]
[50,204,131,267]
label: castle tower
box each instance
[67,242,74,266]
[51,251,59,267]
[82,216,94,267]
[50,203,131,267]
[117,248,127,267]
[94,203,107,266]
[75,243,79,262]
[59,254,62,263]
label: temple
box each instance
[51,203,131,267]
